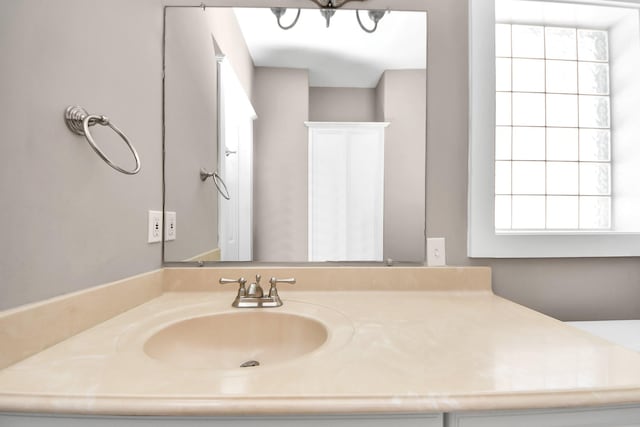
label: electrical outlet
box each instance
[148,210,163,243]
[165,211,176,241]
[427,237,446,266]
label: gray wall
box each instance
[378,70,427,263]
[206,8,255,99]
[2,0,639,321]
[478,259,640,321]
[164,7,255,262]
[253,67,309,261]
[0,0,165,310]
[309,87,376,122]
[164,8,219,262]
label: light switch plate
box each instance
[427,237,446,266]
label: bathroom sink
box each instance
[143,312,328,370]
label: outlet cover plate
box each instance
[148,210,163,243]
[165,211,176,241]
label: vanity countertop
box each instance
[2,267,640,415]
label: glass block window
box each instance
[495,24,612,231]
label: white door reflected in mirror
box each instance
[307,122,387,262]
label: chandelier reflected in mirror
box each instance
[270,0,388,33]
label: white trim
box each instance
[307,122,385,261]
[217,58,256,261]
[468,0,640,258]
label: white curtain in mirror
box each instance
[307,122,387,261]
[218,58,257,261]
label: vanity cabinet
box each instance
[448,405,640,426]
[6,407,640,426]
[0,414,444,427]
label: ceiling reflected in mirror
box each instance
[233,7,426,88]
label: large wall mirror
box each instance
[163,6,427,264]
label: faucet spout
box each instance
[247,274,264,298]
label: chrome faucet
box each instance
[219,274,296,308]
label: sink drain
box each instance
[240,360,260,368]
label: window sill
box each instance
[468,228,640,258]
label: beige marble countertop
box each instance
[2,275,640,415]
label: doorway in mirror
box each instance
[307,122,388,261]
[217,58,257,261]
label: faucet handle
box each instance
[269,277,296,285]
[219,277,247,286]
[219,277,247,296]
[268,277,296,298]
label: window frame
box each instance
[468,0,640,258]
[494,23,613,232]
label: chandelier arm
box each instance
[275,8,301,30]
[356,9,378,33]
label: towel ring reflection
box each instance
[64,106,141,175]
[200,168,230,200]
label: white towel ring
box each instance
[65,106,141,175]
